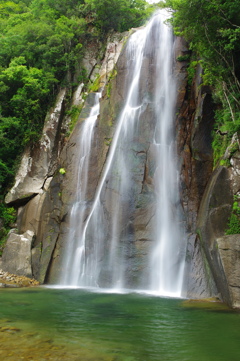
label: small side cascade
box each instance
[60,11,187,297]
[61,92,101,286]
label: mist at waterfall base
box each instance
[60,11,186,297]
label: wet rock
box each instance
[181,298,230,312]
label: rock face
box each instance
[196,166,233,302]
[1,230,34,277]
[1,87,69,282]
[173,39,219,298]
[5,88,67,206]
[216,235,240,308]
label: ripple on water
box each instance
[1,287,240,361]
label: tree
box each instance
[85,0,150,33]
[166,0,240,163]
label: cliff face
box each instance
[174,40,240,305]
[173,39,218,298]
[1,26,240,306]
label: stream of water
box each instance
[61,92,101,286]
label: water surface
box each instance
[0,287,239,360]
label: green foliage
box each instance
[0,229,8,255]
[66,104,84,136]
[176,54,190,62]
[89,74,101,92]
[225,196,240,235]
[0,204,15,225]
[85,0,152,33]
[187,59,199,86]
[59,167,66,175]
[233,201,240,215]
[106,67,117,98]
[225,214,240,235]
[0,0,150,200]
[0,201,16,255]
[165,0,240,164]
[212,132,229,167]
[219,159,230,167]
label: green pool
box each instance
[0,287,239,360]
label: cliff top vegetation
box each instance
[164,0,240,165]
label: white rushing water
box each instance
[61,93,101,285]
[61,11,186,297]
[149,12,186,297]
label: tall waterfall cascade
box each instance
[61,92,101,286]
[60,11,187,297]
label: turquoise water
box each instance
[0,287,240,361]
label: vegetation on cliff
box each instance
[165,0,240,165]
[0,0,153,241]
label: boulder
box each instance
[1,230,34,277]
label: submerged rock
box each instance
[0,326,21,332]
[181,297,231,312]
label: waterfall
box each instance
[149,13,186,297]
[60,11,186,297]
[61,92,101,285]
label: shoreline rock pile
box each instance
[0,269,40,288]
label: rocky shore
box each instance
[0,269,40,288]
